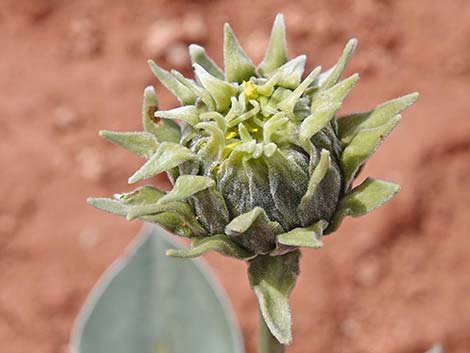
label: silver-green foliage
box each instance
[88,14,417,344]
[71,226,244,353]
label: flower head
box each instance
[88,14,417,344]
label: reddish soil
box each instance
[1,0,469,352]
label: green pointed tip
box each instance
[147,59,161,76]
[274,13,284,24]
[128,174,139,184]
[224,22,256,82]
[270,55,306,89]
[127,167,142,184]
[188,43,202,56]
[347,37,358,49]
[193,63,238,111]
[97,130,158,159]
[189,44,224,79]
[258,13,288,76]
[143,85,158,105]
[223,22,232,35]
[319,38,358,89]
[86,197,97,206]
[147,60,196,105]
[408,91,420,102]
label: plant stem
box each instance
[258,310,285,353]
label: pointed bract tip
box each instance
[128,175,138,184]
[147,59,163,74]
[274,13,284,22]
[272,13,285,30]
[188,43,202,52]
[347,38,358,48]
[143,85,156,94]
[409,91,420,101]
[224,22,232,34]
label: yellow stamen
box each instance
[243,81,258,99]
[225,131,237,139]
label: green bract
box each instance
[88,14,417,345]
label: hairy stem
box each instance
[258,310,285,353]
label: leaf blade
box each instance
[99,130,158,159]
[326,177,400,233]
[71,226,245,353]
[128,142,197,184]
[166,234,253,259]
[257,14,288,76]
[224,23,256,82]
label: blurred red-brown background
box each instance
[1,0,469,352]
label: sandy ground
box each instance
[1,0,469,352]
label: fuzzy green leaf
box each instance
[117,185,165,205]
[87,185,165,216]
[269,55,306,89]
[315,38,357,90]
[171,70,216,111]
[154,106,200,126]
[157,175,214,205]
[126,201,207,236]
[193,64,238,112]
[189,44,224,79]
[225,207,284,254]
[87,197,128,217]
[341,115,400,186]
[326,177,400,233]
[277,220,327,248]
[148,60,196,105]
[71,226,244,353]
[166,234,253,259]
[99,130,158,159]
[224,23,256,83]
[142,86,181,143]
[299,74,359,142]
[338,92,419,145]
[258,14,288,76]
[128,142,197,183]
[248,251,300,345]
[87,187,204,237]
[141,212,195,237]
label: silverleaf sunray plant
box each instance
[88,13,418,351]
